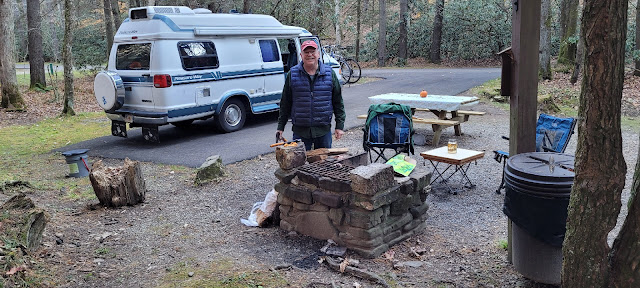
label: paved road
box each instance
[58,68,500,167]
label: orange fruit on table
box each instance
[420,90,428,97]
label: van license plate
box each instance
[124,114,133,123]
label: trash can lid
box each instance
[506,152,574,182]
[62,149,90,156]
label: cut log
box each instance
[89,158,146,207]
[0,193,49,250]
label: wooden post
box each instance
[507,0,541,263]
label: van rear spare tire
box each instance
[94,71,125,111]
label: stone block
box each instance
[336,225,383,240]
[293,201,329,212]
[410,169,432,193]
[282,185,314,205]
[409,202,429,218]
[328,208,345,225]
[345,207,385,229]
[277,193,293,206]
[279,204,292,217]
[351,185,400,211]
[275,145,306,170]
[397,177,414,195]
[350,163,395,195]
[338,152,369,167]
[293,211,339,241]
[280,219,294,231]
[318,176,352,192]
[296,169,319,187]
[341,235,384,248]
[420,186,431,202]
[382,214,413,235]
[194,155,226,185]
[274,168,297,184]
[390,194,413,216]
[348,243,389,259]
[274,182,288,194]
[386,230,412,247]
[403,215,428,233]
[312,190,343,208]
[383,230,402,244]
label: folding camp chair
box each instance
[493,113,577,193]
[363,103,415,163]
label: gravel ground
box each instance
[4,102,637,287]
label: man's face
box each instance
[301,47,319,66]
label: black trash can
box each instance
[502,152,574,285]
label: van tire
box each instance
[216,98,246,133]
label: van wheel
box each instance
[216,98,246,133]
[171,119,194,128]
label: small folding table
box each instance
[420,147,485,194]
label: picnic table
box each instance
[367,93,484,146]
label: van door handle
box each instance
[142,74,151,77]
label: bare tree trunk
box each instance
[377,0,386,67]
[561,0,629,286]
[0,0,26,111]
[635,0,640,76]
[558,0,579,65]
[334,0,341,46]
[539,0,551,80]
[111,0,121,31]
[430,0,444,63]
[355,0,361,61]
[242,0,249,13]
[49,0,61,62]
[27,0,46,88]
[570,35,584,84]
[61,0,75,116]
[398,0,408,60]
[103,0,114,60]
[147,0,154,6]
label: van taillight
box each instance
[153,75,172,88]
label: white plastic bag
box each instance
[259,189,279,215]
[240,201,262,227]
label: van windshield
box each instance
[116,43,151,70]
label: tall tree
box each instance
[570,35,584,84]
[334,0,341,45]
[561,0,640,286]
[430,0,444,63]
[0,0,26,110]
[111,0,122,31]
[27,0,46,88]
[377,0,386,66]
[243,0,250,13]
[558,0,579,65]
[398,0,408,61]
[355,0,361,60]
[61,0,75,116]
[635,0,639,76]
[539,0,552,80]
[103,0,114,59]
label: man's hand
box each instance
[276,130,285,142]
[334,129,345,140]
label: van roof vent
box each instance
[193,8,212,14]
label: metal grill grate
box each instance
[297,161,354,182]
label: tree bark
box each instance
[377,0,386,67]
[0,193,49,250]
[570,35,584,84]
[539,0,552,80]
[103,0,114,60]
[27,0,46,88]
[430,0,444,64]
[355,0,361,61]
[561,0,629,286]
[398,0,408,60]
[635,0,639,76]
[558,0,579,65]
[62,0,75,116]
[90,159,146,207]
[243,0,250,13]
[111,0,121,31]
[0,0,27,111]
[334,0,341,46]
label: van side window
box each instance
[178,41,219,71]
[259,40,280,63]
[116,43,151,70]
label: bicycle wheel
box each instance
[345,58,361,83]
[339,59,352,84]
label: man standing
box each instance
[276,40,346,150]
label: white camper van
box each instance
[93,6,341,142]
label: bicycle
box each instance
[323,45,361,84]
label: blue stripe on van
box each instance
[120,68,284,85]
[152,14,192,32]
[121,76,153,83]
[167,104,217,118]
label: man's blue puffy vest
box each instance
[289,62,334,127]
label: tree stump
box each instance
[89,158,146,207]
[0,193,49,250]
